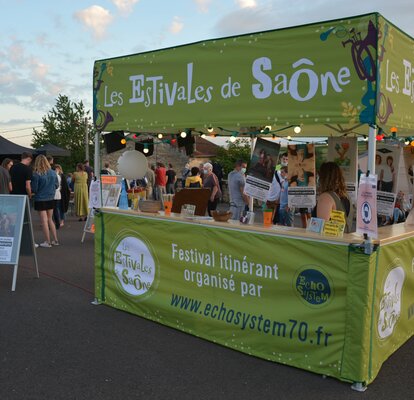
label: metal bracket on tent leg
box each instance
[351,382,367,392]
[91,298,101,306]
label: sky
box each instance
[1,0,413,147]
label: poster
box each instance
[375,144,400,217]
[287,144,316,208]
[244,138,280,201]
[0,195,26,264]
[88,179,102,209]
[328,137,358,202]
[356,174,378,238]
[101,175,122,208]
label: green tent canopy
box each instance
[93,12,414,139]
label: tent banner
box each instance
[370,237,414,382]
[95,212,358,380]
[377,16,414,132]
[94,14,377,133]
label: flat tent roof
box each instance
[93,13,414,138]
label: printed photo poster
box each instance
[356,173,378,238]
[244,137,280,201]
[101,175,122,207]
[88,179,102,209]
[0,195,25,263]
[287,143,316,208]
[375,144,400,216]
[328,137,358,203]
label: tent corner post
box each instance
[367,125,377,175]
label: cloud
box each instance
[194,0,213,13]
[111,0,139,16]
[74,5,114,39]
[235,0,257,8]
[169,16,184,34]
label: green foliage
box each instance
[215,138,251,177]
[31,94,94,173]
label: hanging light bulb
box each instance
[294,126,301,134]
[287,135,292,140]
[207,126,214,133]
[120,138,126,145]
[404,138,410,145]
[200,133,206,139]
[143,147,149,154]
[363,135,368,142]
[180,130,187,138]
[157,133,163,139]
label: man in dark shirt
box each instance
[84,160,94,189]
[0,165,11,194]
[166,163,177,194]
[10,152,33,197]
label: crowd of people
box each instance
[0,152,95,247]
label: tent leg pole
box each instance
[249,136,256,212]
[351,382,367,392]
[367,125,377,175]
[94,131,100,180]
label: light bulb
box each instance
[265,125,272,131]
[157,133,163,139]
[230,135,237,143]
[201,133,206,138]
[207,126,214,133]
[180,131,187,138]
[294,126,301,134]
[287,135,292,140]
[120,138,126,145]
[143,147,149,154]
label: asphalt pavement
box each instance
[0,210,413,400]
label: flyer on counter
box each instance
[244,137,280,202]
[287,143,316,208]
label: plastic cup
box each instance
[164,201,172,216]
[263,211,273,227]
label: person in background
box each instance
[102,161,116,175]
[199,163,206,182]
[145,164,155,200]
[0,158,13,194]
[212,161,224,198]
[276,152,288,171]
[316,162,351,232]
[265,168,283,224]
[228,160,249,221]
[181,162,190,188]
[166,163,177,194]
[66,173,74,192]
[10,152,33,197]
[202,162,221,216]
[278,167,293,226]
[54,164,70,228]
[185,167,202,188]
[31,155,59,247]
[47,156,60,226]
[155,162,167,200]
[72,163,89,221]
[83,160,94,189]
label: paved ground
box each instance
[0,210,413,400]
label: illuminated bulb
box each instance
[207,126,214,133]
[120,138,126,145]
[265,125,272,131]
[294,126,301,134]
[157,133,163,139]
[391,126,398,133]
[201,133,206,138]
[411,140,414,147]
[143,147,149,154]
[287,135,292,140]
[405,139,410,145]
[229,135,237,143]
[180,131,187,138]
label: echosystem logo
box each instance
[111,233,157,298]
[294,267,332,307]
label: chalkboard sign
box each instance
[0,195,39,290]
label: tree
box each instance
[32,94,94,172]
[214,138,251,177]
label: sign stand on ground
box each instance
[0,195,39,291]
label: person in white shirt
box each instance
[265,169,284,224]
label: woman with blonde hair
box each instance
[31,155,59,247]
[72,163,89,221]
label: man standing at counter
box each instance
[228,160,249,220]
[202,162,221,216]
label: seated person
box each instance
[185,167,202,188]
